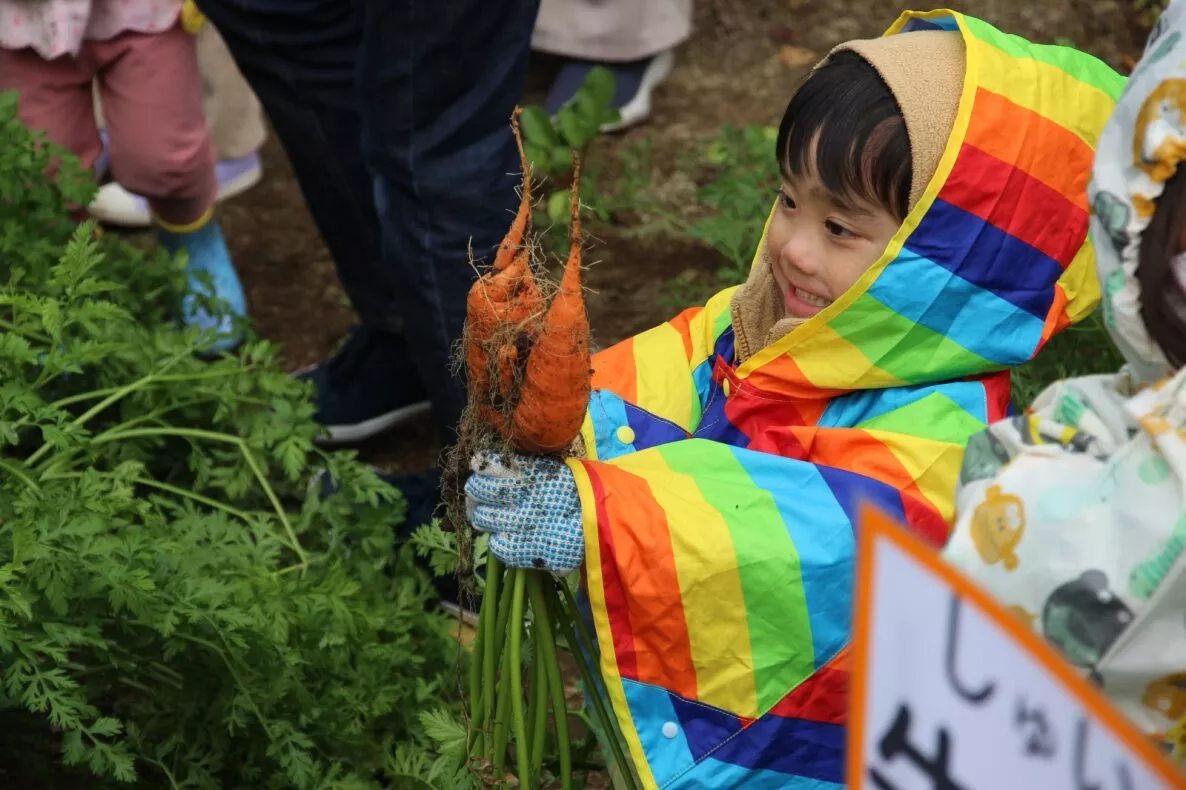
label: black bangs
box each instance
[775,50,912,221]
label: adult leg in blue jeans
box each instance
[194,0,538,450]
[195,0,539,598]
[193,0,417,447]
[357,0,540,446]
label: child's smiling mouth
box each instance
[785,283,832,317]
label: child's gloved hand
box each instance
[180,0,206,35]
[465,451,584,575]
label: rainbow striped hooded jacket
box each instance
[563,9,1124,789]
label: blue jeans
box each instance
[195,0,540,439]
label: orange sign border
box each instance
[846,503,1183,788]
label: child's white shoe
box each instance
[91,152,263,229]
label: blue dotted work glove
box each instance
[465,451,584,575]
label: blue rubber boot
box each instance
[155,211,247,354]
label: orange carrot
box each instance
[465,279,497,407]
[466,110,540,406]
[486,249,540,310]
[468,247,543,412]
[493,109,532,273]
[494,252,543,398]
[463,116,590,453]
[507,161,591,453]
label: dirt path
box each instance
[208,0,1144,472]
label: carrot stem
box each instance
[467,583,488,755]
[480,555,505,756]
[555,582,638,790]
[509,571,532,789]
[532,576,573,790]
[492,560,516,672]
[529,630,548,778]
[491,627,514,774]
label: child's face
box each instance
[767,171,900,320]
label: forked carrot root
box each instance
[493,109,533,273]
[465,112,544,414]
[506,160,590,453]
[464,114,590,453]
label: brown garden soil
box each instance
[149,0,1145,475]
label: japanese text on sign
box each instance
[847,506,1183,790]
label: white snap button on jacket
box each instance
[661,721,679,739]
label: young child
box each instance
[0,0,248,352]
[89,8,265,228]
[469,7,1119,782]
[467,10,1122,787]
[944,0,1186,765]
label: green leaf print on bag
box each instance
[1042,570,1134,669]
[1102,269,1127,332]
[1129,513,1186,599]
[1053,391,1089,429]
[1138,454,1173,484]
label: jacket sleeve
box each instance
[579,288,737,462]
[565,437,932,789]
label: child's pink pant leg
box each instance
[0,47,104,172]
[93,26,217,226]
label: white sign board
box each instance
[848,505,1183,790]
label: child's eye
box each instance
[779,191,796,211]
[825,220,855,239]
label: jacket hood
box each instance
[732,10,1124,399]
